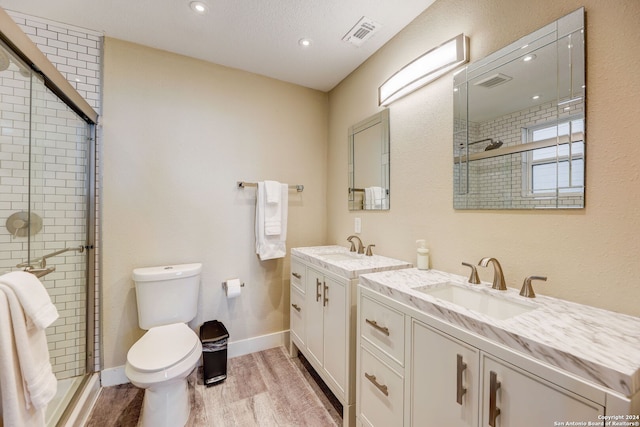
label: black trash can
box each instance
[199,320,229,386]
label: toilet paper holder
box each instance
[222,280,245,292]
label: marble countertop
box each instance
[358,268,640,397]
[291,245,412,279]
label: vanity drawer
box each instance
[290,286,305,345]
[358,345,403,427]
[290,259,305,293]
[360,294,405,366]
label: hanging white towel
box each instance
[255,181,288,260]
[264,180,282,235]
[0,271,59,330]
[0,291,46,427]
[364,187,386,209]
[0,273,58,427]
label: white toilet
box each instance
[125,263,203,427]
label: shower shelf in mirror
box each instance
[454,132,583,163]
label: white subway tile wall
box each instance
[3,10,103,375]
[454,100,584,209]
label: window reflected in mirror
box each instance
[453,8,585,209]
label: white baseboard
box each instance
[100,329,290,387]
[227,329,289,358]
[100,365,128,387]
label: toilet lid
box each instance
[127,323,199,373]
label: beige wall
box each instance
[102,38,328,369]
[327,0,640,317]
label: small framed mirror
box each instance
[453,8,585,209]
[348,109,390,211]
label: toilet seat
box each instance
[127,323,199,373]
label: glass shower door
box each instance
[0,38,94,425]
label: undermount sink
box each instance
[320,252,360,261]
[415,283,536,320]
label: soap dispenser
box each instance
[416,240,430,270]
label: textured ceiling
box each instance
[0,0,435,91]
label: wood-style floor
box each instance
[86,347,342,426]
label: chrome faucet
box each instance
[347,235,365,254]
[478,257,507,290]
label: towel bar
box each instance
[237,181,304,192]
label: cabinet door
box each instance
[290,286,305,345]
[323,275,346,393]
[411,320,479,427]
[305,267,324,367]
[481,355,604,427]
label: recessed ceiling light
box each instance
[532,95,541,100]
[523,54,537,62]
[190,1,208,14]
[298,38,312,47]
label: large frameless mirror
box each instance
[453,8,585,209]
[348,109,390,210]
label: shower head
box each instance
[484,140,503,151]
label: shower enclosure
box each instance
[0,9,98,426]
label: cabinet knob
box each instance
[291,303,301,312]
[292,272,301,279]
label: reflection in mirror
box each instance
[348,109,390,211]
[453,8,585,209]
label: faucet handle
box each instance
[520,276,547,298]
[348,240,357,252]
[366,244,375,256]
[462,262,480,284]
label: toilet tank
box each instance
[132,263,202,330]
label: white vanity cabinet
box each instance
[356,285,623,427]
[290,255,358,427]
[290,247,413,427]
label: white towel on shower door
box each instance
[255,181,288,260]
[0,271,59,330]
[0,281,57,427]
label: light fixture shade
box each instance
[379,33,469,106]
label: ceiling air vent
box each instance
[342,16,382,47]
[473,73,513,88]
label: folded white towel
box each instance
[263,181,282,235]
[256,182,288,260]
[0,282,57,420]
[264,180,281,204]
[0,271,59,331]
[364,186,386,209]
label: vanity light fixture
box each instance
[190,1,208,14]
[378,33,469,106]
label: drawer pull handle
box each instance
[365,318,390,336]
[489,370,501,427]
[323,282,329,306]
[365,372,389,396]
[291,303,301,312]
[456,354,467,405]
[316,278,322,302]
[292,272,301,279]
